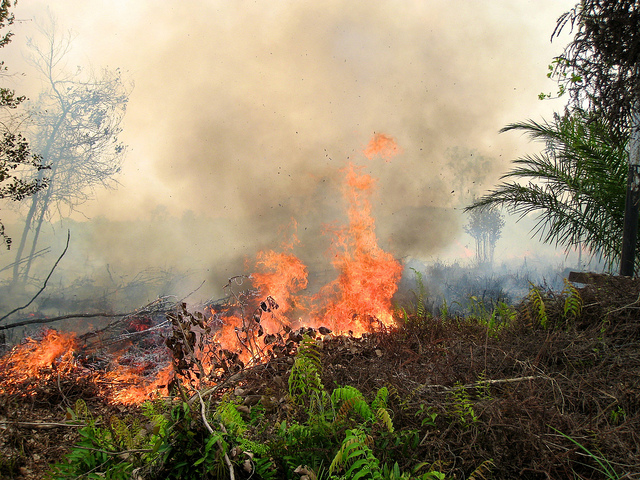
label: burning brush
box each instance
[0,133,404,405]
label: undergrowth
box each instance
[45,332,454,480]
[44,280,631,480]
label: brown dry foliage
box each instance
[1,278,639,479]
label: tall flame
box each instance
[314,163,403,333]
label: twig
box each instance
[196,390,235,480]
[0,247,50,273]
[69,445,153,456]
[0,421,85,428]
[606,291,640,315]
[190,367,250,405]
[414,375,548,393]
[92,320,170,348]
[57,369,71,408]
[0,230,71,324]
[79,296,177,340]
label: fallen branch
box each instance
[0,312,130,332]
[0,295,180,332]
[0,230,71,324]
[414,375,548,394]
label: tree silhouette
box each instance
[464,207,504,267]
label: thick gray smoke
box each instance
[0,1,575,304]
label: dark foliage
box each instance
[0,1,49,249]
[553,0,640,137]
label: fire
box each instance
[314,163,403,333]
[0,133,404,404]
[251,233,309,330]
[363,133,402,162]
[0,329,78,396]
[0,326,173,404]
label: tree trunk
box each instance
[21,185,53,282]
[620,103,640,277]
[11,107,68,286]
[10,190,40,286]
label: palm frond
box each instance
[468,110,630,271]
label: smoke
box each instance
[1,1,575,301]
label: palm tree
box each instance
[466,110,630,272]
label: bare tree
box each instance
[11,15,130,286]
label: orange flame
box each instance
[314,163,403,333]
[252,236,309,320]
[0,329,78,390]
[363,133,402,162]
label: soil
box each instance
[1,278,639,479]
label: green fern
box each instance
[289,334,325,410]
[475,371,492,400]
[333,386,373,423]
[411,268,429,319]
[562,278,583,320]
[215,394,246,436]
[371,386,389,411]
[375,408,394,434]
[110,416,136,450]
[330,428,383,480]
[449,382,477,427]
[528,283,548,328]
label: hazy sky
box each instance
[1,1,578,298]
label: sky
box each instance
[0,1,578,301]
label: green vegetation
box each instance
[46,333,450,480]
[467,110,629,272]
[10,272,629,480]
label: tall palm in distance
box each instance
[466,110,629,272]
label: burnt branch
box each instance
[0,229,70,324]
[0,311,129,332]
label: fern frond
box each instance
[215,395,246,436]
[528,283,548,328]
[562,278,583,319]
[332,386,373,423]
[411,268,429,318]
[329,428,382,479]
[371,386,388,411]
[289,334,325,407]
[110,416,133,449]
[375,408,394,433]
[467,459,495,480]
[74,398,89,420]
